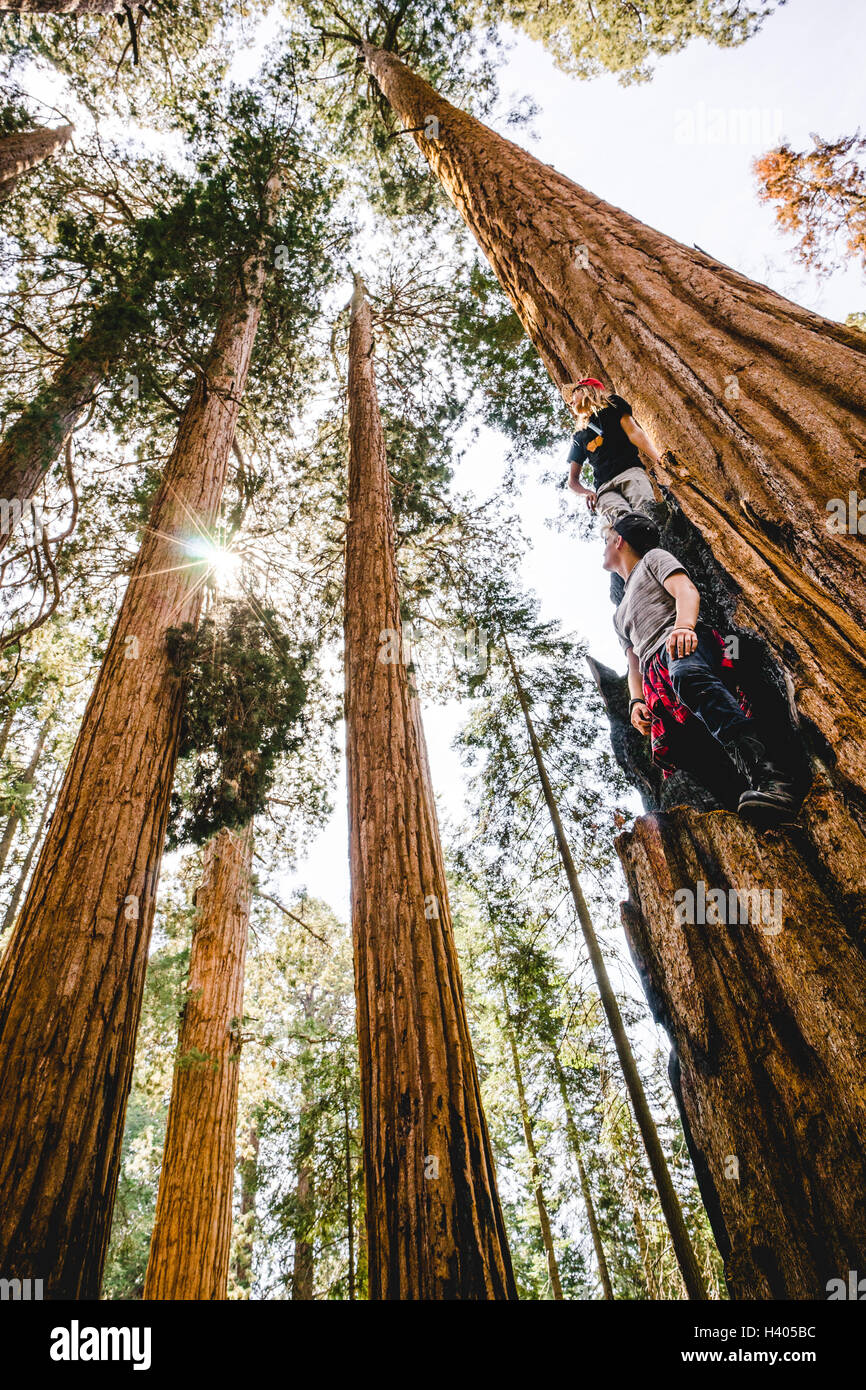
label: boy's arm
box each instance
[568,458,597,510]
[626,646,651,733]
[663,570,700,657]
[621,413,663,467]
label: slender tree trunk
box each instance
[0,336,102,551]
[0,709,16,764]
[362,43,866,799]
[291,1152,315,1301]
[344,276,515,1300]
[499,984,563,1299]
[1,764,60,935]
[291,989,316,1302]
[144,822,255,1301]
[501,632,706,1299]
[629,1189,659,1300]
[553,1054,613,1300]
[234,1121,259,1297]
[0,173,280,1300]
[0,123,73,198]
[342,1083,355,1302]
[0,716,51,876]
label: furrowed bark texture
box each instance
[344,281,516,1300]
[362,44,866,800]
[618,805,866,1299]
[0,123,73,196]
[0,176,278,1299]
[362,46,866,1299]
[144,823,254,1301]
[0,336,101,544]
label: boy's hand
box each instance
[666,626,698,659]
[585,490,598,512]
[631,700,651,734]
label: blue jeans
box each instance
[663,627,751,746]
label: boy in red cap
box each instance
[564,378,660,523]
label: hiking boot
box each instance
[725,729,800,827]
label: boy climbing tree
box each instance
[564,379,661,521]
[602,513,800,826]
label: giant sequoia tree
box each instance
[0,100,336,1296]
[144,822,255,1301]
[344,276,515,1299]
[359,43,866,1299]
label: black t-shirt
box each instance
[566,394,644,490]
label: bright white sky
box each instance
[284,0,866,918]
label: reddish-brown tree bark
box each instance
[144,823,254,1301]
[363,46,866,1301]
[344,277,516,1300]
[0,170,280,1299]
[362,44,866,800]
[618,806,866,1299]
[0,123,73,197]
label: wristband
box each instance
[629,697,647,712]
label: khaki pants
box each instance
[595,466,655,523]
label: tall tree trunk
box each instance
[0,335,102,552]
[344,276,516,1300]
[0,123,73,198]
[291,989,316,1302]
[618,806,866,1299]
[501,632,706,1300]
[1,764,60,935]
[234,1120,259,1297]
[342,1082,355,1302]
[499,984,563,1299]
[362,43,866,799]
[0,708,16,764]
[0,716,51,876]
[553,1054,614,1300]
[144,823,254,1301]
[363,45,866,1301]
[0,172,280,1300]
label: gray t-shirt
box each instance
[613,548,688,669]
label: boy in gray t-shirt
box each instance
[613,547,688,670]
[603,513,799,826]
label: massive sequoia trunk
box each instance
[0,123,73,197]
[363,45,866,1299]
[144,823,254,1301]
[344,277,515,1300]
[0,172,279,1299]
[362,43,866,800]
[618,807,866,1299]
